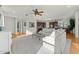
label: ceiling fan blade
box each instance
[38,11,44,13]
[32,9,43,16]
[38,13,42,16]
[32,10,35,12]
[35,13,37,16]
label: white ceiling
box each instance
[1,5,79,19]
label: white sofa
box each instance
[37,28,69,54]
[0,32,12,54]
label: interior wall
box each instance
[0,13,4,27]
[63,19,70,28]
[4,16,15,33]
[1,12,37,34]
[15,18,27,33]
[0,14,2,26]
[1,5,78,35]
[26,19,37,34]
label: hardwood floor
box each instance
[67,32,79,54]
[12,32,26,38]
[12,31,79,54]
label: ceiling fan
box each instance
[25,9,44,16]
[32,9,44,16]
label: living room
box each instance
[0,5,79,54]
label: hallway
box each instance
[67,32,79,54]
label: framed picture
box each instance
[29,22,35,27]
